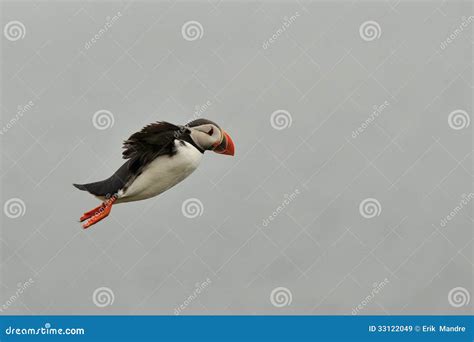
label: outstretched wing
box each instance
[122,121,183,173]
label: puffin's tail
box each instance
[72,178,118,196]
[73,183,88,191]
[72,161,130,197]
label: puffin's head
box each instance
[186,118,235,156]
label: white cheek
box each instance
[191,131,212,149]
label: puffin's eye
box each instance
[207,127,213,136]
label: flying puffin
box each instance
[74,118,235,229]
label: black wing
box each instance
[122,121,183,173]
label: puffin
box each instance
[74,118,235,229]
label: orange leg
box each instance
[80,203,106,222]
[82,197,116,229]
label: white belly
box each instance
[118,141,202,203]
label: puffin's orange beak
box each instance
[213,130,235,156]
